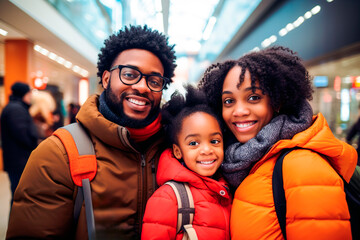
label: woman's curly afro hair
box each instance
[198,46,313,116]
[161,85,223,147]
[97,25,177,87]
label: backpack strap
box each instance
[272,148,295,240]
[344,165,360,239]
[53,123,97,186]
[53,123,97,240]
[165,181,198,240]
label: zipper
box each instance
[138,154,146,235]
[151,159,157,190]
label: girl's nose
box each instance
[200,144,213,155]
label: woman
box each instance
[198,46,357,240]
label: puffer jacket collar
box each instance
[253,113,357,182]
[157,148,231,200]
[76,94,164,153]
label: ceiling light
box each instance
[64,61,72,69]
[311,5,321,15]
[202,16,217,41]
[56,57,65,64]
[269,35,277,43]
[279,28,288,37]
[72,65,80,73]
[48,52,57,60]
[34,45,41,51]
[293,16,305,27]
[0,28,8,36]
[261,38,272,48]
[286,23,294,31]
[39,48,49,56]
[304,11,312,19]
[80,69,89,77]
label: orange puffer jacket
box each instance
[142,149,232,240]
[231,113,357,240]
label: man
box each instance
[1,82,38,196]
[6,25,176,239]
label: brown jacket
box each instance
[6,95,166,240]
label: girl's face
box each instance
[173,112,224,177]
[222,66,274,144]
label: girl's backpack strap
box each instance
[165,181,198,240]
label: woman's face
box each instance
[222,66,274,143]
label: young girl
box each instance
[198,46,357,239]
[141,85,231,240]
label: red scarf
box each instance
[127,114,162,142]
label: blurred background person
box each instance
[0,82,38,196]
[67,102,80,124]
[29,90,56,141]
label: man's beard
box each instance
[104,82,160,129]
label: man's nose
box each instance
[132,76,150,93]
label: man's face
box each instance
[22,91,32,105]
[102,49,164,127]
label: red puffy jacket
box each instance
[142,149,231,240]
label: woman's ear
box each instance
[172,144,182,160]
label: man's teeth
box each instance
[199,160,215,164]
[235,122,255,128]
[128,98,146,106]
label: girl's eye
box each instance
[248,95,261,101]
[189,141,199,146]
[211,139,221,144]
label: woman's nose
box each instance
[233,103,250,117]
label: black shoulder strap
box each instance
[272,148,295,240]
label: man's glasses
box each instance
[110,65,169,92]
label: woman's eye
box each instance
[189,141,198,146]
[223,98,233,105]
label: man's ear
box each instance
[102,70,110,89]
[172,144,182,160]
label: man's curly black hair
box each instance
[198,46,313,116]
[97,25,177,87]
[161,85,223,147]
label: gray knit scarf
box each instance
[222,100,313,189]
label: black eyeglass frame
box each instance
[109,65,170,92]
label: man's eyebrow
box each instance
[124,65,162,75]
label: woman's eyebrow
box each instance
[222,91,232,95]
